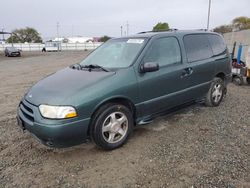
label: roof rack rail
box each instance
[137,28,178,34]
[196,29,208,31]
[137,31,152,34]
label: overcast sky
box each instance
[1,0,250,40]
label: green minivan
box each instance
[17,30,231,150]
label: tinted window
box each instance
[184,34,213,62]
[207,34,226,55]
[144,37,181,66]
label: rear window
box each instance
[207,34,226,55]
[184,34,213,63]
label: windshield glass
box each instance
[80,38,146,68]
[8,47,17,50]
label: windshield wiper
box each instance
[70,63,83,70]
[82,64,110,72]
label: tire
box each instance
[91,103,133,150]
[205,77,225,107]
[233,76,243,85]
[246,77,250,85]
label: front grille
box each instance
[20,100,34,122]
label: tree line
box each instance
[213,16,250,34]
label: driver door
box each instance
[136,36,192,116]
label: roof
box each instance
[127,29,217,39]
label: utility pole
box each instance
[71,25,74,37]
[126,21,129,36]
[207,0,212,30]
[120,26,123,37]
[2,28,5,41]
[56,22,60,41]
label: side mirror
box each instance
[140,62,159,73]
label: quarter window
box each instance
[207,34,226,55]
[184,34,213,62]
[144,37,181,66]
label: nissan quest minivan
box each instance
[17,30,231,150]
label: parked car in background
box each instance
[42,41,62,52]
[17,30,231,150]
[5,47,21,57]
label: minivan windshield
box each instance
[80,38,146,68]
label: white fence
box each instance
[0,42,103,52]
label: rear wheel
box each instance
[91,103,133,150]
[205,77,225,107]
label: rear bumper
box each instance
[225,73,232,85]
[17,100,90,148]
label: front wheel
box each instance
[91,103,133,150]
[205,77,225,107]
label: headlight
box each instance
[39,105,77,119]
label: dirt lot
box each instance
[0,51,250,188]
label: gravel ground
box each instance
[0,51,249,188]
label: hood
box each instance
[7,48,19,52]
[25,67,115,106]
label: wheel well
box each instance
[215,72,225,81]
[87,98,136,136]
[99,98,136,116]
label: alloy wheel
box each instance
[212,83,223,103]
[102,112,128,144]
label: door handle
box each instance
[181,67,193,78]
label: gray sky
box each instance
[1,0,250,40]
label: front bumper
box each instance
[10,52,20,56]
[17,99,90,148]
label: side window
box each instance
[144,37,181,66]
[184,34,213,63]
[207,34,226,55]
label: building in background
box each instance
[223,29,250,61]
[51,36,99,43]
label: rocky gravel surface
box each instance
[0,51,249,188]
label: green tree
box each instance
[152,22,169,32]
[232,16,250,30]
[7,27,42,43]
[99,36,111,42]
[213,25,233,34]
